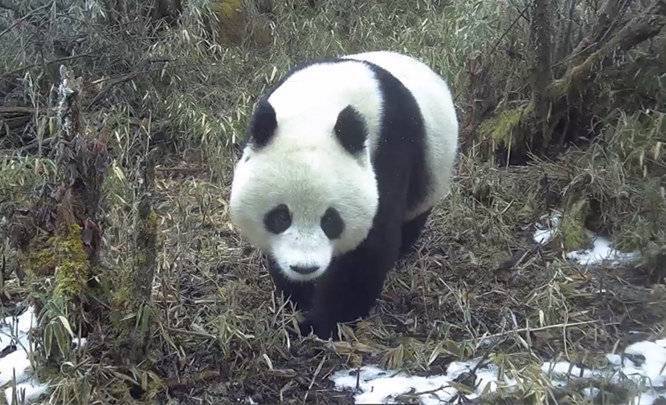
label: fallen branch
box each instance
[568,0,629,66]
[548,0,666,99]
[86,71,141,109]
[164,370,221,391]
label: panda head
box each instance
[230,100,379,282]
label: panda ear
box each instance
[249,100,277,148]
[334,105,367,155]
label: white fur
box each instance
[344,51,459,219]
[230,147,378,281]
[271,226,332,281]
[230,52,458,281]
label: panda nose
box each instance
[290,265,320,274]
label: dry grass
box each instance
[0,0,664,403]
[44,143,659,403]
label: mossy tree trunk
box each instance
[9,65,110,358]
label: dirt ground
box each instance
[114,153,665,404]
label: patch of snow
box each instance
[333,338,666,404]
[534,229,556,245]
[532,211,640,266]
[605,353,624,366]
[544,340,666,405]
[332,361,517,404]
[0,307,48,404]
[4,379,48,405]
[621,341,666,387]
[566,235,640,266]
[533,212,561,245]
[475,335,502,349]
[634,391,666,405]
[72,337,87,349]
[0,308,35,349]
[0,347,33,386]
[582,387,600,400]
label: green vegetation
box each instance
[0,0,663,403]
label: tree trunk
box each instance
[530,0,554,142]
[8,65,110,358]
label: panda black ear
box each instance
[334,105,367,155]
[249,100,277,148]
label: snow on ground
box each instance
[332,339,666,404]
[566,235,640,266]
[533,211,561,245]
[532,212,640,266]
[332,361,516,404]
[0,307,48,404]
[4,380,49,405]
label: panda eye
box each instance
[264,204,292,234]
[321,207,344,240]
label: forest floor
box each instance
[91,152,664,403]
[0,147,664,405]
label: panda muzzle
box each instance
[289,265,320,274]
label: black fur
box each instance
[264,204,291,234]
[400,209,431,254]
[334,106,367,155]
[249,99,277,148]
[243,58,343,151]
[321,207,344,240]
[260,58,432,338]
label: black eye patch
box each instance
[264,204,292,234]
[321,207,344,240]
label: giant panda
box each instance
[230,51,458,338]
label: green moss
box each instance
[20,224,90,299]
[560,199,590,251]
[479,103,533,147]
[21,244,56,276]
[52,224,89,298]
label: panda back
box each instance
[344,51,459,219]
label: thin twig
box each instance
[303,356,326,402]
[86,71,141,109]
[165,326,217,340]
[0,2,50,40]
[467,320,618,342]
[86,59,174,108]
[486,3,530,58]
[1,53,95,78]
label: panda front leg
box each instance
[301,242,399,339]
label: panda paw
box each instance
[298,316,336,340]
